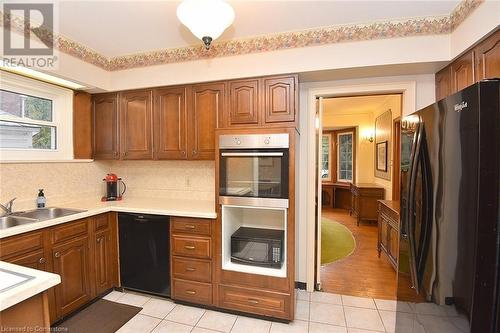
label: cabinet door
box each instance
[380,220,389,249]
[227,79,259,126]
[389,226,399,263]
[188,83,224,160]
[73,92,92,159]
[52,237,91,318]
[263,75,296,124]
[153,87,188,159]
[94,229,113,295]
[93,93,119,160]
[435,66,451,101]
[120,90,153,160]
[475,29,500,81]
[451,51,475,94]
[7,250,47,271]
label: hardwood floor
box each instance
[320,208,397,300]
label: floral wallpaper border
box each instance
[1,0,484,71]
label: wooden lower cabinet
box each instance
[350,183,385,226]
[172,279,212,305]
[170,217,215,307]
[0,213,118,323]
[52,236,92,318]
[0,292,51,331]
[218,285,290,320]
[377,200,400,271]
[94,228,114,295]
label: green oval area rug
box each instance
[321,218,356,265]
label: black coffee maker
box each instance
[102,173,126,201]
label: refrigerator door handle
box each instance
[407,123,422,291]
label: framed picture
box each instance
[376,141,388,172]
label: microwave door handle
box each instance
[221,152,284,157]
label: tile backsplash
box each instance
[0,160,215,211]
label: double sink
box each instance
[0,208,87,230]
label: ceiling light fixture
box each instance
[177,0,235,50]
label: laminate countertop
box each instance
[0,261,60,311]
[0,196,216,239]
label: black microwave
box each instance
[230,227,284,269]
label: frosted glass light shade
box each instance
[177,0,235,48]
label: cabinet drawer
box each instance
[0,231,44,260]
[172,279,212,305]
[171,217,211,236]
[172,236,211,259]
[93,214,110,231]
[219,285,290,319]
[172,257,212,283]
[51,220,88,244]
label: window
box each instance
[321,134,331,181]
[337,132,353,182]
[0,90,56,150]
[0,72,73,161]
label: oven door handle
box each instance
[221,152,284,157]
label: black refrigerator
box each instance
[397,79,499,333]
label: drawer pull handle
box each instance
[38,257,46,264]
[184,245,196,250]
[185,225,196,229]
[185,290,196,295]
[54,252,61,258]
[186,267,196,272]
[247,298,259,304]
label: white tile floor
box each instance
[103,289,467,333]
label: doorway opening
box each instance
[317,93,402,300]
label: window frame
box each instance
[337,131,354,183]
[321,133,332,182]
[0,71,73,161]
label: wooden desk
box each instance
[349,183,385,226]
[322,182,351,209]
[377,200,400,271]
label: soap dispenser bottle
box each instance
[37,189,46,208]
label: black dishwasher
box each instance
[118,213,170,297]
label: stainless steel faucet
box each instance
[0,198,16,216]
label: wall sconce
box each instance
[363,128,374,143]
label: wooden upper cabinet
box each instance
[475,29,500,81]
[93,93,119,160]
[120,90,153,160]
[264,75,297,124]
[153,87,188,160]
[450,51,475,94]
[227,79,260,126]
[188,83,223,160]
[435,66,451,101]
[73,92,92,159]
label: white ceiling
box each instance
[323,94,401,116]
[56,0,460,57]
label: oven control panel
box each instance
[219,133,289,149]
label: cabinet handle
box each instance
[38,257,46,264]
[54,252,61,258]
[185,290,196,295]
[192,150,197,155]
[185,267,196,272]
[247,298,259,304]
[181,151,186,156]
[97,237,102,243]
[185,225,196,229]
[114,151,118,158]
[184,245,195,250]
